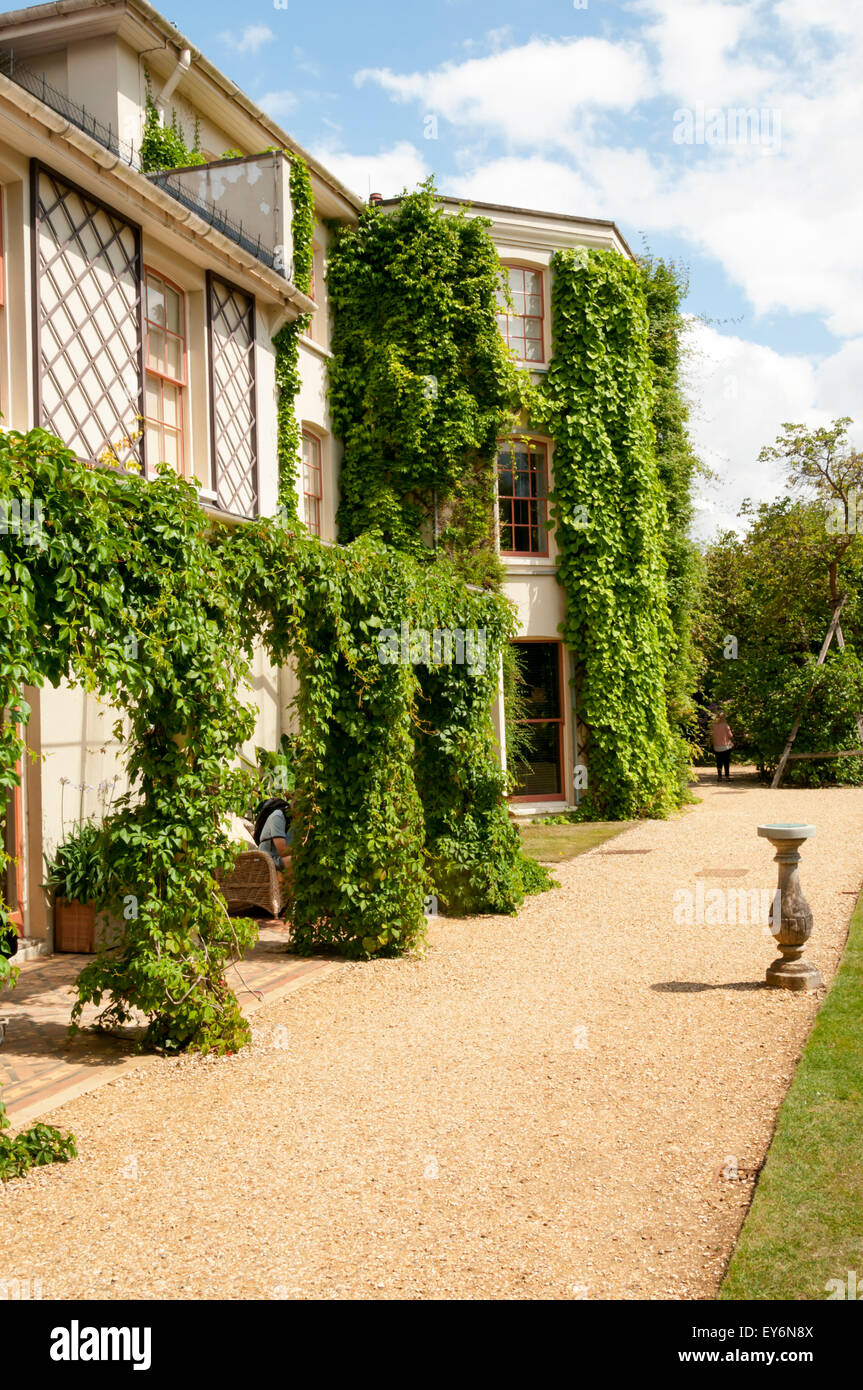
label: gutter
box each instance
[0,0,366,216]
[0,69,315,316]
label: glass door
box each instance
[508,641,564,800]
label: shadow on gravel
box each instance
[652,980,766,993]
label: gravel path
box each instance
[3,773,862,1301]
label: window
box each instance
[497,440,548,554]
[496,264,544,362]
[144,269,186,472]
[207,274,258,518]
[303,432,322,536]
[508,642,564,800]
[33,165,143,468]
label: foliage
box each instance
[1,1108,77,1183]
[640,255,704,751]
[533,248,689,819]
[139,76,205,173]
[0,426,257,1060]
[229,523,533,952]
[697,485,863,782]
[44,821,109,904]
[250,734,297,804]
[501,641,535,788]
[274,154,315,513]
[518,856,558,895]
[327,181,522,587]
[758,417,863,601]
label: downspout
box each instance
[155,48,191,122]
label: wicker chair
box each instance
[218,849,284,919]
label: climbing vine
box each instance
[274,154,315,512]
[641,254,703,759]
[534,248,689,819]
[1,427,257,1074]
[323,183,551,902]
[228,521,544,954]
[327,181,523,587]
[139,74,205,173]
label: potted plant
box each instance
[44,822,108,953]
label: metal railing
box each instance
[0,50,286,277]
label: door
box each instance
[509,641,564,800]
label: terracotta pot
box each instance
[54,898,95,953]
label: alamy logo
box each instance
[0,497,44,546]
[673,884,780,928]
[825,1271,863,1300]
[49,1321,152,1371]
[377,622,487,675]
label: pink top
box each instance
[711,718,733,752]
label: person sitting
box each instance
[253,796,295,911]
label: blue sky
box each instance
[167,0,862,537]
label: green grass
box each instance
[720,890,863,1300]
[518,821,632,864]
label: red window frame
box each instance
[508,640,565,803]
[497,439,549,556]
[144,267,187,473]
[497,263,544,363]
[302,431,323,537]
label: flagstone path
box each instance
[0,927,342,1128]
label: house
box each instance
[374,195,632,814]
[0,0,633,961]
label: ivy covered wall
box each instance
[534,248,690,818]
[327,182,523,588]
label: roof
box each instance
[378,193,635,260]
[0,0,366,215]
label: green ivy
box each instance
[323,182,547,908]
[641,255,704,765]
[139,74,205,174]
[229,523,536,951]
[327,181,522,587]
[274,154,315,513]
[534,248,689,819]
[1,427,257,1072]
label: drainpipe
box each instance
[155,48,191,122]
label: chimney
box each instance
[369,192,383,206]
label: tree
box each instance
[697,418,863,783]
[759,418,863,601]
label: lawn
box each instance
[519,820,633,863]
[720,889,863,1300]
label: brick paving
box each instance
[0,925,342,1128]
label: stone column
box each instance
[757,823,821,991]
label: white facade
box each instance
[0,0,634,956]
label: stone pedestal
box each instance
[757,823,821,991]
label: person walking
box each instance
[710,709,734,780]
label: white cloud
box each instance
[357,37,653,148]
[351,3,863,334]
[684,321,863,538]
[310,141,430,201]
[258,89,298,120]
[220,26,276,56]
[629,0,778,107]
